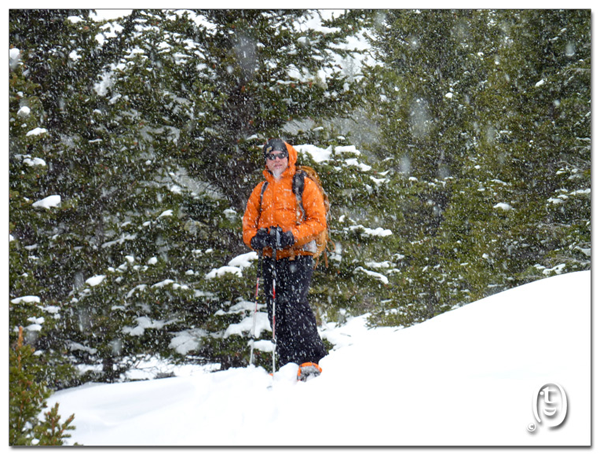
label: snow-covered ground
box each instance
[47,271,591,449]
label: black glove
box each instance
[268,226,295,249]
[250,228,270,251]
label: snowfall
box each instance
[7,9,595,453]
[41,270,591,451]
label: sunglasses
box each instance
[266,152,288,161]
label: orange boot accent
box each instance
[297,362,322,381]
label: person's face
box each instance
[265,151,288,176]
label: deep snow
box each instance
[46,271,591,448]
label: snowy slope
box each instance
[47,271,591,447]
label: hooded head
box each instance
[263,138,298,179]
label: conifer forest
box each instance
[9,9,590,445]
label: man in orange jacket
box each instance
[243,138,327,381]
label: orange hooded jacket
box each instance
[243,141,327,260]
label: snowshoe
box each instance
[297,362,322,382]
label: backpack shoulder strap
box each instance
[292,169,306,196]
[293,170,306,220]
[258,181,268,215]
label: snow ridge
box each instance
[48,272,591,447]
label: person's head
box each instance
[263,138,289,179]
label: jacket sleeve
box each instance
[242,183,264,249]
[291,177,327,247]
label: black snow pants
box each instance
[262,255,327,369]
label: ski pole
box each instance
[271,228,281,375]
[249,256,262,366]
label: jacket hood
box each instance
[263,141,298,181]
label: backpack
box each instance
[260,165,332,267]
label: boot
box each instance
[297,362,322,382]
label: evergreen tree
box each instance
[9,36,78,387]
[486,10,591,280]
[151,9,366,211]
[10,327,76,446]
[9,9,224,382]
[364,10,590,326]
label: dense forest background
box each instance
[9,9,590,435]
